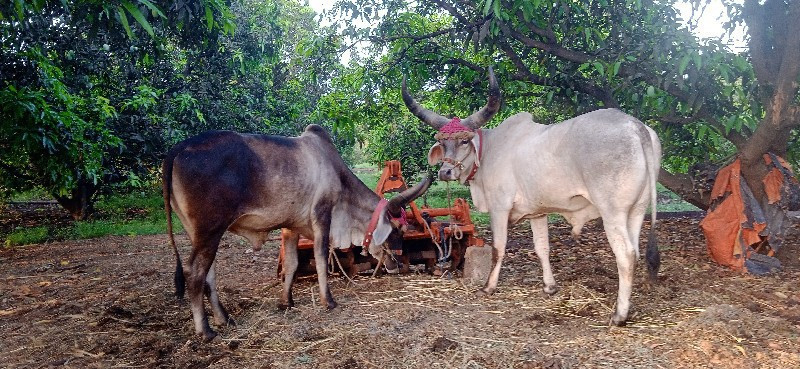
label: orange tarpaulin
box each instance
[700,160,765,270]
[763,154,795,205]
[699,154,796,273]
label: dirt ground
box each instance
[1,215,799,369]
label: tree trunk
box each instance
[53,180,97,220]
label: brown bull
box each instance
[163,125,431,340]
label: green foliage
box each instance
[0,0,237,216]
[364,116,437,182]
[94,189,164,216]
[328,0,799,183]
[5,226,49,247]
[1,189,183,246]
[1,0,344,216]
[74,218,169,239]
[0,49,121,200]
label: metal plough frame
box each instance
[278,160,484,278]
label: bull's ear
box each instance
[427,142,443,166]
[372,214,393,249]
[470,135,481,167]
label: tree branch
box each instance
[432,0,469,24]
[496,27,619,108]
[514,9,556,43]
[742,0,776,87]
[497,18,590,64]
[658,168,710,210]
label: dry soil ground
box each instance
[1,216,799,368]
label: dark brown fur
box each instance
[163,126,430,341]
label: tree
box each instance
[1,0,343,219]
[0,0,234,218]
[328,0,799,209]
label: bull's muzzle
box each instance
[438,166,459,181]
[439,157,463,181]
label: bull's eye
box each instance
[461,140,470,145]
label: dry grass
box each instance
[0,217,798,368]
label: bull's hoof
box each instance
[609,314,628,327]
[475,287,495,297]
[278,302,294,311]
[326,299,338,310]
[543,284,560,295]
[201,329,218,342]
[223,317,237,327]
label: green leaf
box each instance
[117,7,134,39]
[137,0,165,19]
[678,55,690,75]
[482,0,493,16]
[646,86,655,97]
[205,5,214,30]
[612,61,621,77]
[718,64,730,81]
[697,124,707,140]
[14,0,24,20]
[592,61,605,77]
[121,0,154,38]
[691,53,702,70]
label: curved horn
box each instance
[461,66,502,130]
[387,175,433,215]
[402,77,451,130]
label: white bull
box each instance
[403,69,661,325]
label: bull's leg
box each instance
[279,230,300,310]
[204,263,234,327]
[603,215,637,326]
[626,212,644,259]
[187,236,222,341]
[312,209,337,310]
[478,210,511,296]
[448,240,465,273]
[530,217,558,295]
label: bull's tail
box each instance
[162,153,185,298]
[644,130,661,282]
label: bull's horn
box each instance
[461,66,502,130]
[387,176,433,215]
[402,77,451,130]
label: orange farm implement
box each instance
[278,160,484,277]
